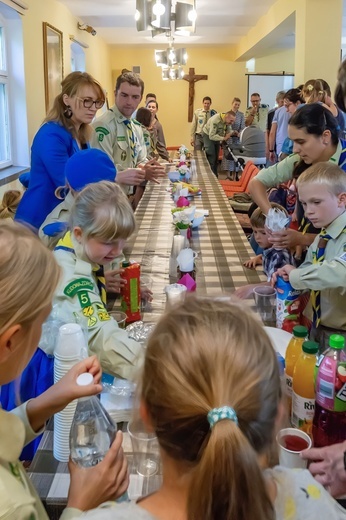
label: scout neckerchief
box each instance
[311,226,346,327]
[123,119,136,162]
[55,231,107,306]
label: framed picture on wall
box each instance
[43,22,64,113]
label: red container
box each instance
[120,261,141,323]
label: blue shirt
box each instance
[15,122,88,230]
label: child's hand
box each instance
[105,268,125,293]
[53,356,102,411]
[234,284,256,300]
[140,286,153,302]
[271,264,295,286]
[67,431,129,510]
[244,254,262,269]
[268,228,302,249]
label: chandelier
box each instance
[154,39,187,80]
[135,0,197,37]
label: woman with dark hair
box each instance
[15,71,105,230]
[249,103,346,249]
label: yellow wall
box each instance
[110,46,248,147]
[23,0,113,144]
[253,48,294,75]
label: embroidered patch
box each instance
[121,150,127,161]
[95,127,110,143]
[82,305,94,317]
[87,316,97,328]
[117,136,126,142]
[78,291,92,309]
[339,251,346,262]
[98,310,111,321]
[64,278,94,298]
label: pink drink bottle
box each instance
[313,334,346,447]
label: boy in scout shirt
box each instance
[202,110,235,176]
[91,72,165,197]
[190,96,217,150]
[273,162,346,350]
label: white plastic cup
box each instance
[53,324,83,462]
[164,284,187,308]
[276,427,312,469]
[55,323,86,361]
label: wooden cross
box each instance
[183,67,208,122]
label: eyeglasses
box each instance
[76,97,105,109]
[284,101,293,108]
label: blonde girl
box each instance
[82,296,346,520]
[52,180,144,380]
[0,221,128,518]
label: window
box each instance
[0,5,29,171]
[71,42,86,73]
[0,23,11,168]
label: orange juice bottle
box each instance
[285,325,308,415]
[292,341,319,437]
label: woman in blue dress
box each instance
[15,71,105,230]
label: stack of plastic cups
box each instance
[53,323,86,462]
[169,235,185,278]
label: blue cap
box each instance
[64,149,116,191]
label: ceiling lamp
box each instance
[135,0,197,37]
[154,39,187,80]
[161,65,185,81]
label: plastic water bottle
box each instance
[313,334,346,447]
[70,373,116,467]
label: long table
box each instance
[29,151,265,517]
[126,150,265,320]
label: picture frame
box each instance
[43,22,64,113]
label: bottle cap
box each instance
[76,373,94,386]
[122,261,130,267]
[329,334,345,349]
[302,341,319,354]
[292,325,308,338]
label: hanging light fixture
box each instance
[154,38,187,80]
[135,0,197,37]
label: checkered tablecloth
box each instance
[29,151,265,518]
[125,150,265,321]
[28,422,162,520]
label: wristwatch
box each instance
[269,149,275,153]
[343,450,346,471]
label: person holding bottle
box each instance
[272,162,346,351]
[52,181,144,380]
[78,295,346,520]
[0,221,128,519]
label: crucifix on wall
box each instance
[183,67,208,122]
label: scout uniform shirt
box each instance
[0,404,81,519]
[53,232,144,380]
[190,108,217,138]
[245,104,269,132]
[203,112,230,141]
[289,211,346,330]
[91,105,147,194]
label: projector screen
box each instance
[247,74,295,108]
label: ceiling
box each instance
[59,0,281,48]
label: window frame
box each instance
[0,17,12,169]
